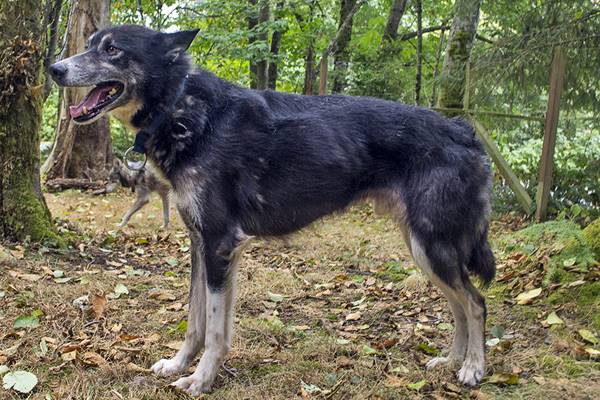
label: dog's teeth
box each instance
[109,88,117,95]
[82,106,88,115]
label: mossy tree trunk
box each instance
[0,0,55,241]
[42,0,112,185]
[332,0,358,94]
[436,0,481,111]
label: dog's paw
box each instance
[151,358,187,377]
[171,374,212,396]
[457,361,484,386]
[426,356,450,370]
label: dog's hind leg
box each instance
[118,189,150,227]
[409,236,485,386]
[160,192,170,229]
[152,232,206,376]
[171,226,246,395]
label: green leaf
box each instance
[168,320,188,334]
[166,258,179,267]
[545,311,564,325]
[0,290,6,298]
[491,325,505,338]
[407,380,427,391]
[267,292,284,303]
[14,314,40,329]
[2,370,38,393]
[300,380,322,394]
[578,329,599,345]
[52,270,64,278]
[108,283,129,299]
[336,338,351,345]
[563,257,577,267]
[437,322,454,331]
[0,365,8,376]
[417,342,439,355]
[361,345,378,355]
[487,372,519,385]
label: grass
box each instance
[0,190,598,399]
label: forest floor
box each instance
[0,189,599,399]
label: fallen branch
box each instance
[45,178,108,193]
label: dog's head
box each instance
[49,25,198,125]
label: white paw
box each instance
[160,224,169,230]
[117,221,127,228]
[171,374,212,396]
[426,356,450,370]
[457,361,484,386]
[151,358,187,377]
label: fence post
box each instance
[535,47,567,221]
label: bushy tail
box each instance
[467,233,496,286]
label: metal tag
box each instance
[123,146,147,171]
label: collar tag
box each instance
[124,146,147,171]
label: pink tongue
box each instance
[69,85,114,118]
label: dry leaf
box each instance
[164,341,183,351]
[61,350,77,362]
[126,362,150,373]
[81,352,107,367]
[91,293,107,320]
[345,312,362,321]
[515,287,542,305]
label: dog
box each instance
[49,25,495,395]
[107,158,171,228]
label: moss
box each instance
[582,218,600,260]
[547,282,600,330]
[501,221,596,285]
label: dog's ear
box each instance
[163,29,199,52]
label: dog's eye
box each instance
[106,45,119,56]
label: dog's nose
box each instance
[48,63,67,81]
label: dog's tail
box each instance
[466,230,496,286]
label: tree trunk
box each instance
[382,0,408,43]
[0,0,55,241]
[415,0,422,105]
[267,0,285,90]
[303,40,316,95]
[43,0,63,100]
[248,0,259,89]
[331,0,358,94]
[42,0,113,185]
[436,0,481,111]
[256,0,270,90]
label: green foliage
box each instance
[501,220,597,285]
[582,218,600,259]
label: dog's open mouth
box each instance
[69,81,125,122]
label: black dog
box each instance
[50,25,495,395]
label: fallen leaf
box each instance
[0,365,8,376]
[126,362,150,373]
[108,283,129,299]
[417,342,439,355]
[91,293,107,319]
[165,341,183,351]
[20,274,42,282]
[2,370,38,393]
[81,352,107,367]
[407,379,427,391]
[61,350,77,362]
[487,372,519,385]
[361,345,378,355]
[515,287,542,305]
[384,375,406,388]
[14,314,40,329]
[345,312,362,321]
[267,292,284,303]
[437,322,454,331]
[585,348,600,358]
[578,329,599,345]
[148,289,177,301]
[545,311,564,325]
[300,380,322,395]
[490,325,505,338]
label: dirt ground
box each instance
[0,189,598,399]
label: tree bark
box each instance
[0,0,56,241]
[303,40,316,95]
[415,0,422,105]
[256,0,270,90]
[331,0,358,94]
[319,0,366,95]
[247,0,259,89]
[382,0,409,43]
[436,0,481,111]
[43,0,63,100]
[42,0,113,185]
[267,0,285,90]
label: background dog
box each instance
[50,25,495,395]
[108,158,171,228]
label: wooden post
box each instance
[470,118,533,214]
[535,47,567,221]
[319,55,328,95]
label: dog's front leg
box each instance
[160,192,170,229]
[152,232,206,375]
[171,228,242,396]
[118,189,150,227]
